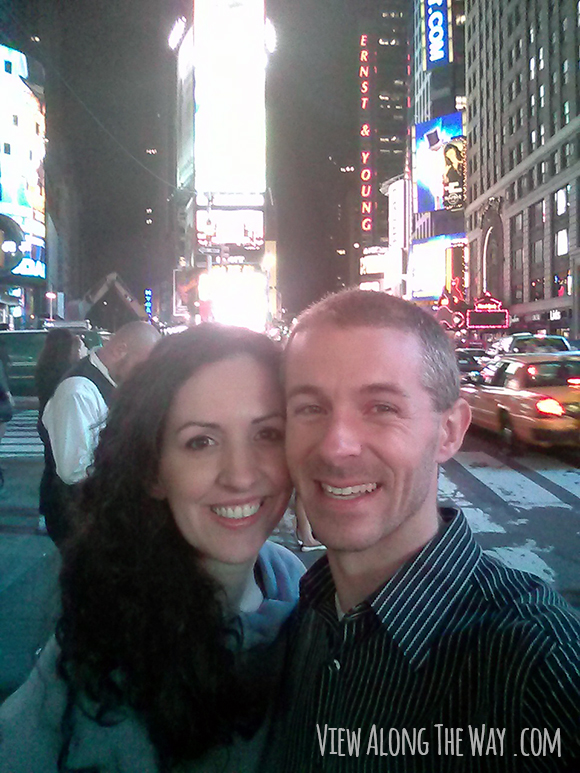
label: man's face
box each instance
[285,325,455,556]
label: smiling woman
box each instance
[0,325,304,773]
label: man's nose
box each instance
[317,412,362,460]
[218,443,260,490]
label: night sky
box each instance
[1,0,360,314]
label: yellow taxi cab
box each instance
[460,352,580,449]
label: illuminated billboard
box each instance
[421,0,453,71]
[408,233,466,301]
[196,209,264,249]
[176,26,194,190]
[198,265,269,331]
[412,112,464,213]
[0,44,46,278]
[193,0,266,195]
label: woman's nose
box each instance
[218,443,260,491]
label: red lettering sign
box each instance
[361,217,373,231]
[361,201,372,214]
[361,97,369,109]
[360,34,368,46]
[359,66,369,78]
[361,185,372,197]
[360,124,370,137]
[360,50,369,62]
[361,168,371,181]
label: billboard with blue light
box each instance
[412,112,465,213]
[421,0,453,71]
[0,44,46,279]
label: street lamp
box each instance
[45,291,57,320]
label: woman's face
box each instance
[75,336,88,360]
[154,354,292,567]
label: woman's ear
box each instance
[149,479,166,500]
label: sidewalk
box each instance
[0,457,60,701]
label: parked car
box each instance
[0,325,108,396]
[485,333,571,358]
[460,352,580,450]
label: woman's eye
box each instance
[186,435,216,451]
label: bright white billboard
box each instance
[408,234,466,300]
[198,265,269,331]
[196,209,264,249]
[176,26,194,190]
[193,0,266,195]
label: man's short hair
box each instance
[287,289,460,412]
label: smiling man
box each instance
[273,289,580,772]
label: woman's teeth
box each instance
[211,502,261,519]
[321,482,377,499]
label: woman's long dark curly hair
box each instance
[55,324,285,769]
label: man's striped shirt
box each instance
[271,508,580,772]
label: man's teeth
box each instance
[321,483,377,498]
[211,502,261,519]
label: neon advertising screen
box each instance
[412,112,465,213]
[193,0,266,196]
[408,233,466,301]
[196,209,264,250]
[421,0,453,71]
[0,44,46,279]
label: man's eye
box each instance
[186,435,216,451]
[370,403,396,415]
[256,426,285,443]
[292,404,323,417]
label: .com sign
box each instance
[422,0,452,71]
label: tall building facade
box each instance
[465,0,580,337]
[338,1,411,292]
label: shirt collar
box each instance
[89,348,117,387]
[300,508,482,668]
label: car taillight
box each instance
[535,398,565,417]
[568,378,580,386]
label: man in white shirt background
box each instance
[42,321,160,545]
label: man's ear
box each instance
[436,397,471,464]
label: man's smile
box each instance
[320,482,378,499]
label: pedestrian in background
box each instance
[41,321,160,546]
[0,323,303,772]
[35,329,85,534]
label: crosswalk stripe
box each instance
[452,450,572,510]
[0,409,43,459]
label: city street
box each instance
[0,408,579,702]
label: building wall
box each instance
[465,0,579,336]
